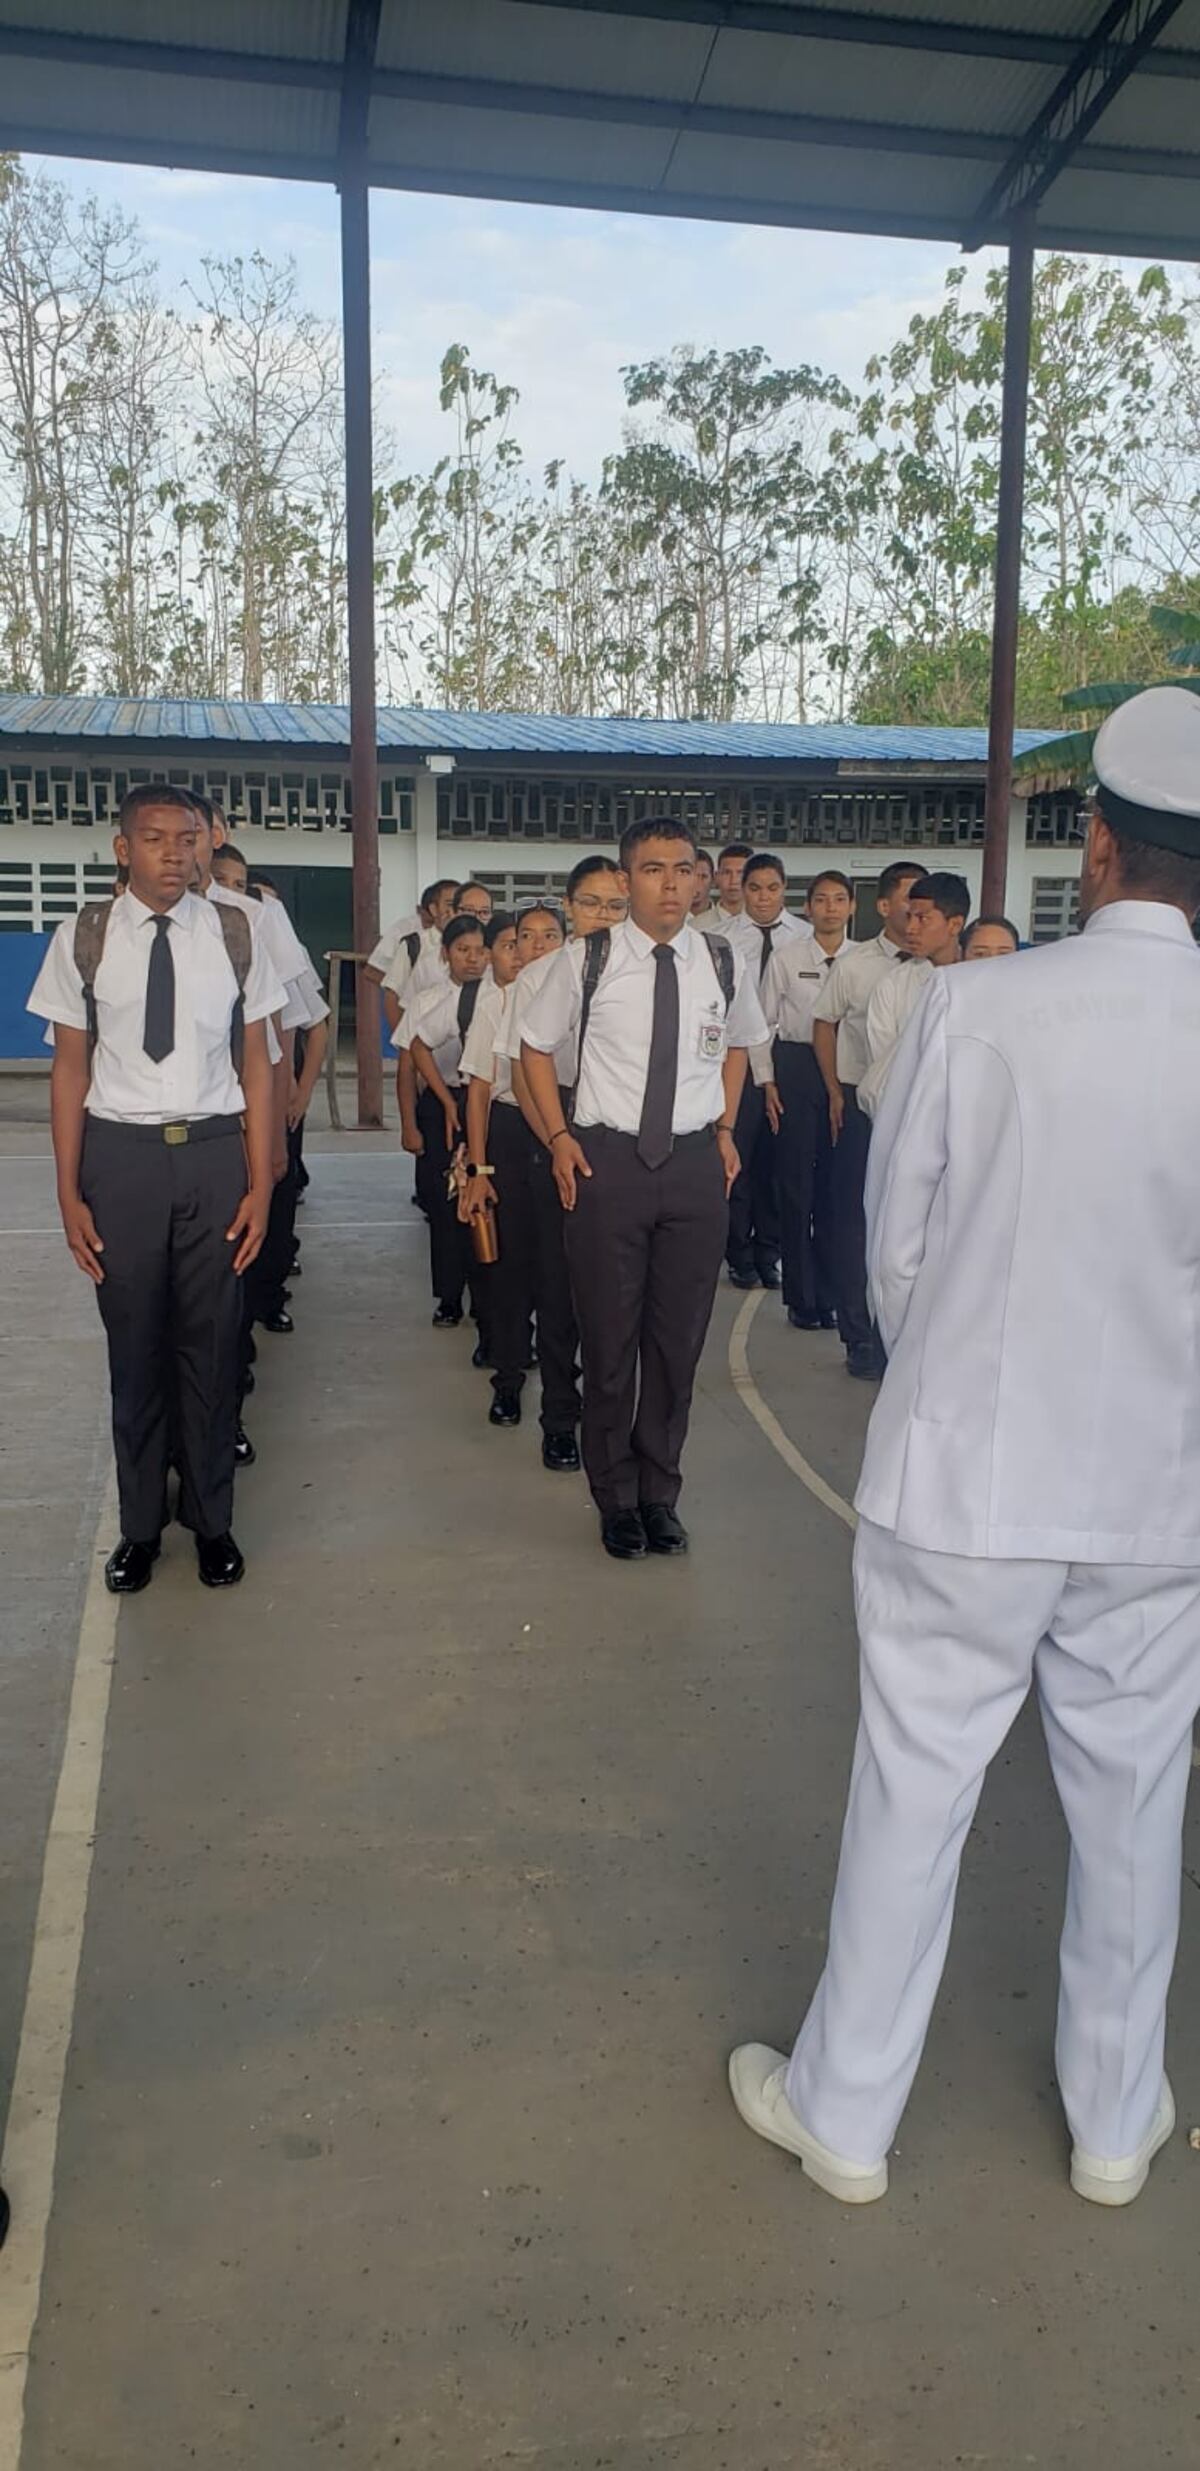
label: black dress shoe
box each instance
[104,1537,160,1595]
[641,1504,689,1555]
[289,1259,303,1277]
[600,1509,647,1560]
[489,1387,522,1427]
[432,1303,462,1329]
[234,1422,256,1467]
[542,1431,581,1473]
[728,1268,759,1289]
[197,1532,245,1588]
[262,1310,294,1335]
[472,1340,494,1369]
[787,1308,823,1330]
[846,1340,885,1381]
[0,2184,10,2249]
[819,1309,838,1330]
[280,1288,293,1306]
[759,1265,782,1290]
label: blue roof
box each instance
[0,693,1064,768]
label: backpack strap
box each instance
[73,902,114,1056]
[213,901,252,1075]
[703,930,736,1012]
[403,929,420,969]
[569,927,611,1120]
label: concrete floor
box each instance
[2,1071,1199,2469]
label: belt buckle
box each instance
[163,1122,189,1147]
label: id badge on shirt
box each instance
[697,1017,727,1062]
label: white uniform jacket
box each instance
[856,902,1200,1565]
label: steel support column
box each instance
[339,0,383,1127]
[981,210,1035,919]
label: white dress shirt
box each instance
[382,922,443,1003]
[857,902,1200,1563]
[521,918,769,1136]
[28,888,284,1124]
[208,879,308,998]
[723,907,811,980]
[394,975,487,1086]
[369,910,421,976]
[857,958,933,1121]
[812,930,907,1086]
[500,947,577,1089]
[760,930,850,1046]
[460,977,517,1105]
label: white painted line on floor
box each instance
[0,1467,120,2464]
[728,1290,857,1535]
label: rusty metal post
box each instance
[338,0,382,1128]
[982,207,1036,920]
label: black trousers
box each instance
[485,1103,580,1432]
[829,1081,873,1352]
[79,1116,246,1544]
[725,1080,780,1279]
[415,1085,473,1315]
[774,1040,836,1318]
[564,1126,727,1515]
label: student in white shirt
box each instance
[858,871,969,1123]
[689,849,715,917]
[375,880,460,1033]
[811,860,925,1379]
[693,838,753,932]
[759,869,855,1329]
[730,687,1200,2212]
[502,865,628,1472]
[521,819,768,1561]
[462,907,564,1432]
[396,914,489,1327]
[722,853,809,1289]
[28,784,282,1594]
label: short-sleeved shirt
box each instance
[723,908,812,981]
[394,975,488,1087]
[812,930,907,1087]
[858,959,935,1121]
[28,889,284,1123]
[382,922,444,1004]
[368,911,421,976]
[761,931,850,1047]
[521,918,769,1136]
[499,947,577,1090]
[460,977,517,1106]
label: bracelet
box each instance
[548,1128,571,1145]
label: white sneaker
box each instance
[727,2044,888,2204]
[1070,2078,1175,2208]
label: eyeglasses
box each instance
[570,894,628,918]
[515,899,566,923]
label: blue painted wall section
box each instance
[0,932,52,1060]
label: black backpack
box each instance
[73,898,252,1070]
[571,927,736,1115]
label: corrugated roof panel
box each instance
[0,57,340,162]
[0,693,1059,766]
[380,0,711,102]
[662,128,986,221]
[370,94,677,188]
[826,0,1100,31]
[1090,76,1200,156]
[1047,160,1200,252]
[20,0,343,61]
[703,30,1059,143]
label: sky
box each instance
[30,152,1007,485]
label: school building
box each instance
[0,695,1078,1058]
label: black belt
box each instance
[577,1124,716,1153]
[85,1113,244,1147]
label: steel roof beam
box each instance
[967,0,1189,240]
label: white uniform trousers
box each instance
[787,1518,1200,2166]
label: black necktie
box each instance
[457,978,481,1040]
[637,944,679,1171]
[759,923,775,980]
[143,915,175,1062]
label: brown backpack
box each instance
[73,898,253,1070]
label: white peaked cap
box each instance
[1093,685,1200,854]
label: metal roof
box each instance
[1,3,1199,258]
[0,692,1061,767]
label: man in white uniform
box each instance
[730,687,1200,2210]
[721,853,809,1290]
[857,869,969,1122]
